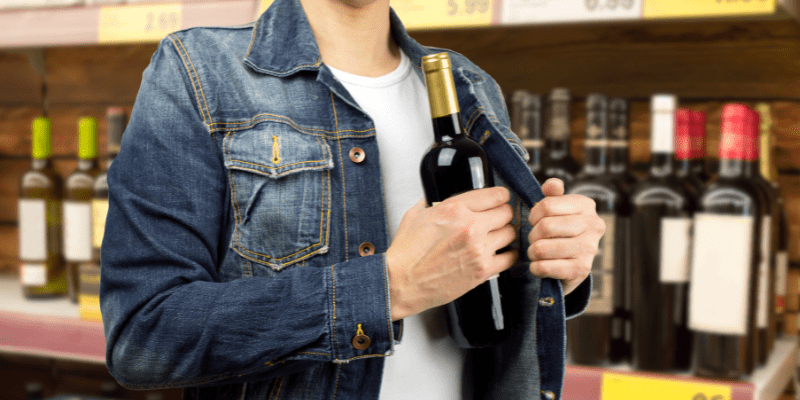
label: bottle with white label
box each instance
[744,106,778,365]
[63,117,102,303]
[690,104,764,380]
[18,117,67,298]
[630,94,696,371]
[566,94,630,365]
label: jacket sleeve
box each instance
[100,37,394,390]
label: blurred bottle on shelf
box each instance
[510,90,543,176]
[675,109,706,196]
[566,94,629,366]
[630,94,695,372]
[541,88,580,189]
[690,104,763,380]
[25,381,44,400]
[608,98,638,189]
[743,107,778,366]
[19,117,67,298]
[64,117,102,303]
[757,103,788,338]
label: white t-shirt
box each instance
[327,51,466,399]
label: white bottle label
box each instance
[20,263,46,286]
[18,199,47,261]
[583,214,615,315]
[63,201,92,262]
[757,216,771,328]
[689,213,754,335]
[776,251,788,297]
[659,217,692,283]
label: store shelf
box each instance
[1,0,799,48]
[564,336,798,400]
[0,275,105,364]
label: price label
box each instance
[98,3,183,44]
[500,0,641,25]
[391,0,494,30]
[644,0,775,19]
[257,0,275,16]
[602,372,732,400]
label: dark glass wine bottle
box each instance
[676,109,704,196]
[607,97,635,363]
[419,52,511,348]
[758,103,788,337]
[510,90,543,176]
[566,94,629,365]
[743,107,777,365]
[19,117,67,298]
[690,104,763,379]
[630,94,695,371]
[690,111,710,183]
[541,88,580,189]
[92,108,125,264]
[63,117,102,303]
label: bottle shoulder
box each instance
[696,177,763,216]
[630,175,695,212]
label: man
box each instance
[100,0,604,398]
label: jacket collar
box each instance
[243,0,432,76]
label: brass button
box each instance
[352,323,371,350]
[538,297,554,307]
[349,147,365,163]
[542,390,555,400]
[358,242,375,257]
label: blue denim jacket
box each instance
[100,0,591,398]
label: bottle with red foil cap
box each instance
[690,111,710,183]
[689,104,764,380]
[742,107,778,367]
[675,109,703,195]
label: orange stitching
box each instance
[234,244,328,266]
[225,131,243,247]
[171,34,213,125]
[270,376,285,400]
[463,68,485,83]
[209,112,374,133]
[331,92,349,261]
[230,158,328,171]
[245,18,259,58]
[336,354,387,362]
[166,35,208,126]
[251,55,322,76]
[296,351,330,356]
[331,264,338,356]
[208,116,376,138]
[332,364,342,400]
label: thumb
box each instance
[541,178,565,197]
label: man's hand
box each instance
[528,178,605,295]
[386,187,518,321]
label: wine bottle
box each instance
[690,104,763,379]
[566,94,629,365]
[743,107,778,365]
[630,94,695,371]
[510,90,543,176]
[19,117,67,297]
[608,98,638,189]
[676,109,704,195]
[608,97,635,362]
[63,117,102,303]
[756,103,787,337]
[541,88,580,189]
[92,108,125,263]
[419,52,511,348]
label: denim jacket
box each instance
[100,0,591,398]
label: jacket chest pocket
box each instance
[223,123,334,271]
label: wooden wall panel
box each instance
[0,51,42,107]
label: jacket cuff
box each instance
[564,273,592,320]
[328,253,395,362]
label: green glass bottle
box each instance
[18,117,67,297]
[63,117,102,303]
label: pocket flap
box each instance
[224,123,333,178]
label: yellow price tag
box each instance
[602,372,732,400]
[98,3,183,44]
[644,0,775,19]
[258,0,275,16]
[391,0,493,30]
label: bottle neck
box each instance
[77,157,99,171]
[545,137,571,159]
[742,159,762,179]
[608,145,630,174]
[31,158,51,170]
[719,158,746,178]
[106,152,118,169]
[582,145,606,175]
[649,153,674,177]
[675,157,691,177]
[432,113,464,142]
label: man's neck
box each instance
[300,0,401,77]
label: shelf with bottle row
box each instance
[0,274,106,364]
[564,336,798,400]
[0,0,798,48]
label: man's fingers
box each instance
[488,248,519,278]
[443,187,511,212]
[487,224,517,253]
[541,178,565,197]
[528,194,597,226]
[528,237,598,261]
[529,215,594,241]
[529,258,590,282]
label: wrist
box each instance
[385,251,415,321]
